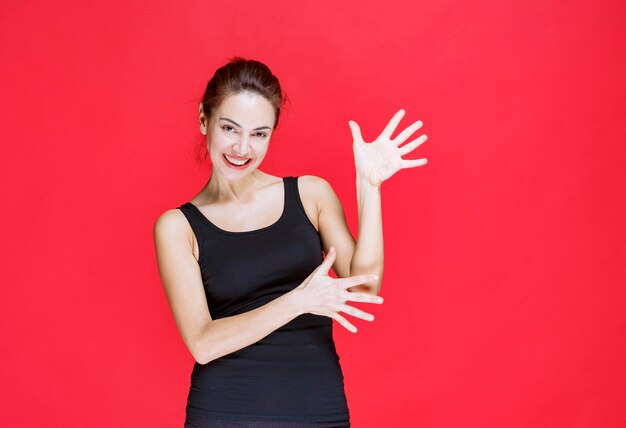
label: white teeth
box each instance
[224,154,249,165]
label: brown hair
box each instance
[196,56,288,165]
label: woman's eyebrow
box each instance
[219,117,272,131]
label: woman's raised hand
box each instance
[292,246,384,333]
[349,109,428,187]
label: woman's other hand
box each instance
[349,109,428,187]
[292,246,384,333]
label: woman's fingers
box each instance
[348,120,363,143]
[380,109,406,140]
[344,292,384,305]
[398,134,428,155]
[397,139,420,156]
[329,312,359,333]
[392,120,424,146]
[316,246,336,276]
[338,274,379,289]
[337,304,376,322]
[401,158,429,169]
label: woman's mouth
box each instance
[222,153,252,169]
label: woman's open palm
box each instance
[294,247,384,333]
[349,109,429,187]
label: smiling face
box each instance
[200,91,276,180]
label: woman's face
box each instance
[201,91,276,180]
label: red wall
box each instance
[1,1,625,426]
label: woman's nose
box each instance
[233,135,251,154]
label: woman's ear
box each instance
[198,103,207,136]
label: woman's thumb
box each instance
[318,247,336,274]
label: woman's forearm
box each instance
[350,174,384,294]
[194,290,304,365]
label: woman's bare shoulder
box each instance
[297,174,331,189]
[153,208,193,246]
[297,175,337,203]
[296,175,342,220]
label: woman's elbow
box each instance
[190,328,214,365]
[191,341,213,365]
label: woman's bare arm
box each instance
[153,209,382,365]
[153,209,304,365]
[303,175,382,295]
[314,110,428,295]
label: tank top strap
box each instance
[177,202,207,250]
[282,176,319,234]
[282,176,301,218]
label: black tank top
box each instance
[177,176,350,427]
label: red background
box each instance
[2,1,625,427]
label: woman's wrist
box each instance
[356,174,381,193]
[283,288,307,317]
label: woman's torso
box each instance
[176,175,350,427]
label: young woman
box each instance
[153,57,428,427]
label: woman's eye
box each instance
[255,132,268,138]
[222,125,235,132]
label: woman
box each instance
[153,57,428,427]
